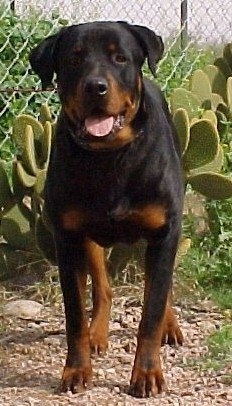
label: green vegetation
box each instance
[181,197,232,310]
[169,43,232,310]
[201,325,232,379]
[183,324,232,381]
[207,324,232,366]
[157,44,216,95]
[0,7,64,158]
[0,105,55,280]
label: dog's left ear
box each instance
[119,22,164,76]
[29,28,67,90]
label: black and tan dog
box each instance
[29,21,184,398]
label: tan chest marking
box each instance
[61,209,85,231]
[128,204,166,230]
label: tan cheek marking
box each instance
[106,74,139,117]
[129,205,166,230]
[61,210,85,231]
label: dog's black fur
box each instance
[30,21,184,398]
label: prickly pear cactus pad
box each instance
[39,103,52,125]
[214,57,232,79]
[0,161,13,213]
[188,172,232,199]
[189,69,212,103]
[1,205,36,250]
[12,114,44,151]
[227,77,232,117]
[173,108,190,155]
[170,88,201,119]
[203,64,227,102]
[183,119,219,171]
[189,145,224,176]
[223,43,232,67]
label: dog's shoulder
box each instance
[142,78,181,156]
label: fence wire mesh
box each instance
[0,0,232,154]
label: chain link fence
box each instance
[0,0,232,154]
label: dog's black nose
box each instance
[84,77,108,96]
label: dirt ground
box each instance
[0,285,231,406]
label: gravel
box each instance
[0,287,231,406]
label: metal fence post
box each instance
[181,0,188,50]
[10,1,15,12]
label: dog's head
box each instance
[30,21,164,149]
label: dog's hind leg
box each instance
[161,291,183,346]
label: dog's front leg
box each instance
[129,230,179,398]
[55,235,92,393]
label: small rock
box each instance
[43,337,61,346]
[3,300,43,318]
[28,322,41,329]
[106,368,115,374]
[113,386,120,393]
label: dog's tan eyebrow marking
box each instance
[73,44,82,53]
[107,43,116,52]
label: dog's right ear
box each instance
[29,31,63,90]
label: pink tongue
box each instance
[85,116,114,137]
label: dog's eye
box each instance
[112,53,127,64]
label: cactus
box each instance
[215,110,228,136]
[170,42,232,201]
[172,108,190,155]
[190,145,224,175]
[227,77,232,117]
[170,88,201,119]
[171,43,232,136]
[183,119,219,171]
[0,161,14,215]
[0,104,56,279]
[173,107,232,199]
[173,115,220,173]
[1,204,35,250]
[189,69,212,103]
[203,65,227,102]
[223,43,232,68]
[202,110,217,126]
[12,114,44,151]
[214,57,232,79]
[39,103,52,125]
[188,172,232,199]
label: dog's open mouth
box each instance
[84,115,125,138]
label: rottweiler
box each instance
[29,21,184,398]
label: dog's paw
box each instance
[89,326,108,355]
[162,306,183,346]
[59,366,93,394]
[129,366,167,398]
[162,321,183,346]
